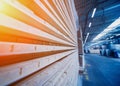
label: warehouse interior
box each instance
[0,0,120,86]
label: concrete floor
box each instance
[82,54,120,86]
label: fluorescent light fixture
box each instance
[116,34,120,36]
[84,33,89,45]
[93,17,120,41]
[89,22,92,27]
[91,8,96,18]
[110,36,114,38]
[105,4,120,11]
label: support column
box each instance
[77,27,85,72]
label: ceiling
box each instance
[74,0,120,45]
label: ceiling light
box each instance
[91,8,96,18]
[93,17,120,41]
[84,33,89,45]
[116,34,120,36]
[110,36,114,38]
[88,22,92,27]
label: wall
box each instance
[0,0,80,86]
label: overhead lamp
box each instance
[110,36,114,39]
[84,33,89,45]
[91,8,96,18]
[93,17,120,41]
[88,22,92,27]
[116,34,120,36]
